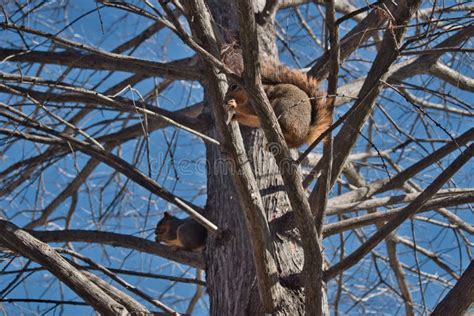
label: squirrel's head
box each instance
[155,212,175,241]
[226,83,248,106]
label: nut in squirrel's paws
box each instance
[224,99,237,125]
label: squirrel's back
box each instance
[155,212,207,251]
[261,63,330,144]
[221,44,332,146]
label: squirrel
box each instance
[155,212,207,251]
[221,45,331,148]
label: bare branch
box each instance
[58,248,177,314]
[429,61,474,93]
[308,0,398,80]
[28,229,204,269]
[311,0,339,238]
[399,87,473,117]
[0,220,127,315]
[326,189,474,215]
[334,25,474,107]
[324,144,473,281]
[78,270,149,314]
[0,101,218,234]
[328,0,422,189]
[329,128,473,205]
[0,49,200,80]
[323,191,474,237]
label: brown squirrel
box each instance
[155,212,207,251]
[221,46,331,148]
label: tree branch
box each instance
[308,0,398,80]
[323,191,474,237]
[58,248,177,314]
[0,102,218,235]
[0,48,200,80]
[329,127,473,205]
[328,0,422,190]
[78,270,149,314]
[26,229,204,269]
[333,25,474,107]
[312,0,339,237]
[324,144,473,281]
[428,61,474,93]
[0,220,127,315]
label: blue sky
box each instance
[0,0,472,314]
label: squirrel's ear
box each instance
[163,212,171,218]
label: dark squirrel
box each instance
[155,212,207,251]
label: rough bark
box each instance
[202,0,328,314]
[432,260,474,316]
[184,0,283,312]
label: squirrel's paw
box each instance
[225,99,237,109]
[224,99,237,125]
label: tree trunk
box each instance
[203,1,328,314]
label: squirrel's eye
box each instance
[229,84,240,92]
